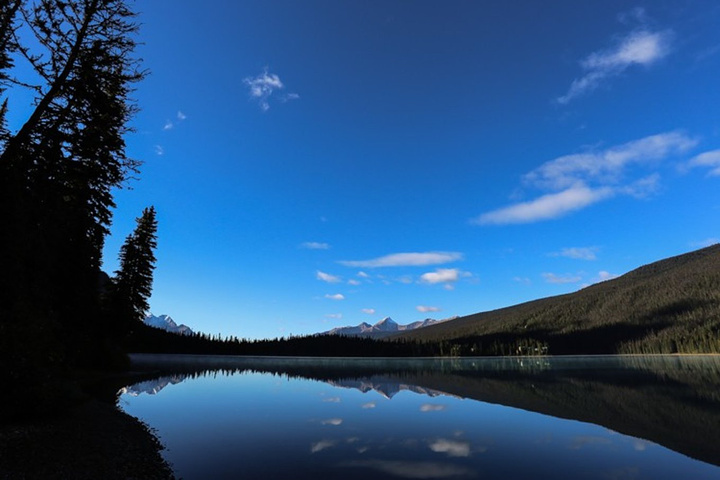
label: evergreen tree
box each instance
[0,0,144,370]
[114,207,158,327]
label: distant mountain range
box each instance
[328,377,451,399]
[143,314,194,336]
[323,316,454,338]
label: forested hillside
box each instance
[392,244,720,355]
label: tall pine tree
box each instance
[113,207,158,329]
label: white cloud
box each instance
[417,305,441,313]
[300,241,330,250]
[474,131,697,225]
[551,247,598,261]
[419,268,469,285]
[357,271,370,278]
[685,149,720,176]
[428,439,471,458]
[525,132,696,191]
[154,145,164,156]
[362,402,376,409]
[323,396,341,403]
[348,279,361,286]
[558,29,672,104]
[513,277,531,285]
[243,68,291,111]
[475,184,613,225]
[325,294,345,301]
[542,272,582,284]
[162,111,187,131]
[325,313,342,320]
[317,270,342,283]
[596,271,619,282]
[339,252,463,268]
[361,308,376,315]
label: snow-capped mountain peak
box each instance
[143,313,194,336]
[373,317,399,332]
[323,316,453,338]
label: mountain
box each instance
[325,316,449,338]
[143,314,194,336]
[327,377,449,399]
[392,244,720,355]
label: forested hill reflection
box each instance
[125,354,720,467]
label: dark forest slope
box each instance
[392,244,720,354]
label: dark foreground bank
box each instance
[0,396,173,479]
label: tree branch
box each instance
[1,0,100,164]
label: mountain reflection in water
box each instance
[121,354,720,479]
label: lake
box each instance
[120,354,720,479]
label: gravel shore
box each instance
[0,398,174,479]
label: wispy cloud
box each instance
[339,252,463,268]
[154,145,164,156]
[475,184,613,225]
[348,279,361,286]
[524,132,696,190]
[317,271,342,283]
[162,110,187,131]
[361,402,376,409]
[513,276,531,285]
[417,305,441,313]
[361,308,376,315]
[300,241,330,250]
[325,294,345,301]
[550,247,599,261]
[243,68,298,111]
[325,313,342,320]
[474,131,697,225]
[542,272,582,284]
[684,149,720,176]
[558,29,672,104]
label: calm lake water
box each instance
[120,354,720,479]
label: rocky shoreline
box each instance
[0,392,174,479]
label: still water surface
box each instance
[120,355,720,479]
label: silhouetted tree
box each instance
[113,207,158,327]
[0,0,144,375]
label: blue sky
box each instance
[46,1,720,338]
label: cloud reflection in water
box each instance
[429,439,471,457]
[339,459,475,479]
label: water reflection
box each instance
[120,355,720,479]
